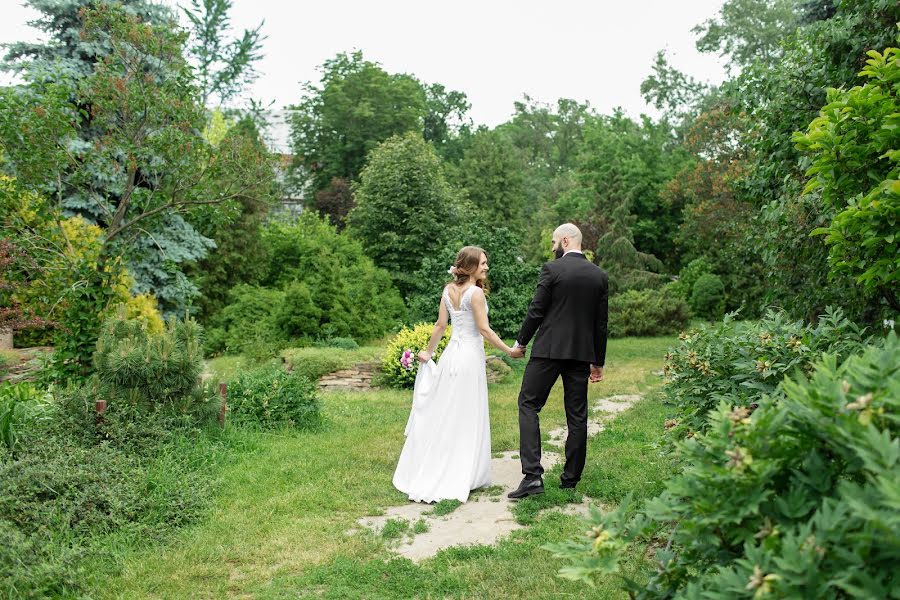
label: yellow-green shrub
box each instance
[381,323,452,389]
[122,293,164,334]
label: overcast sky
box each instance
[1,0,728,126]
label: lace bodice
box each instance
[444,285,485,342]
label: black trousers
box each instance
[517,357,591,484]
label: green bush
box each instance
[382,323,452,389]
[227,366,321,429]
[662,307,867,435]
[0,383,54,456]
[0,385,222,599]
[669,257,713,300]
[796,42,900,313]
[205,284,286,356]
[690,273,725,320]
[546,332,900,598]
[608,287,691,338]
[93,312,205,408]
[261,213,405,341]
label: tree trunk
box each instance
[0,329,12,350]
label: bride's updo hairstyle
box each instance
[450,245,490,292]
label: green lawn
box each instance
[93,336,676,599]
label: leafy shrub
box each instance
[261,213,405,341]
[608,287,691,337]
[227,366,321,429]
[281,346,380,381]
[795,42,900,313]
[381,323,453,389]
[690,273,725,320]
[0,383,54,456]
[662,307,867,435]
[275,280,322,339]
[546,332,900,598]
[205,284,286,356]
[669,257,713,300]
[0,431,217,598]
[93,312,205,408]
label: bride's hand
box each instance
[417,350,432,363]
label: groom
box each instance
[508,223,608,499]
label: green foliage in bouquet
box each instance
[662,308,867,435]
[93,310,204,408]
[227,366,321,429]
[382,323,452,389]
[609,287,691,338]
[545,332,900,599]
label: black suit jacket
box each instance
[516,253,608,366]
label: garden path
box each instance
[355,393,642,561]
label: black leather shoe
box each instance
[560,480,577,490]
[508,477,544,499]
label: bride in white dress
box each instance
[393,246,520,503]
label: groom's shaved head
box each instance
[554,223,583,248]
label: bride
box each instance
[393,246,520,503]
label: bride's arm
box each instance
[471,288,514,356]
[418,291,450,362]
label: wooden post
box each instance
[95,398,107,425]
[218,383,227,427]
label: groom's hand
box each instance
[590,365,604,382]
[509,346,526,359]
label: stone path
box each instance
[355,393,643,562]
[318,361,379,392]
[318,356,512,393]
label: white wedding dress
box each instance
[392,285,492,503]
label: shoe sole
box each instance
[507,488,545,500]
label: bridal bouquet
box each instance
[400,349,417,371]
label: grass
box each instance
[0,348,18,376]
[428,499,462,517]
[88,335,676,599]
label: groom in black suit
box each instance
[508,223,608,499]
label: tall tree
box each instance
[349,132,458,298]
[0,4,273,314]
[423,82,472,161]
[562,112,692,267]
[181,0,265,107]
[2,0,173,77]
[289,51,427,195]
[693,0,801,70]
[451,128,526,226]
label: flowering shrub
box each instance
[662,307,867,435]
[381,323,452,389]
[546,332,900,598]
